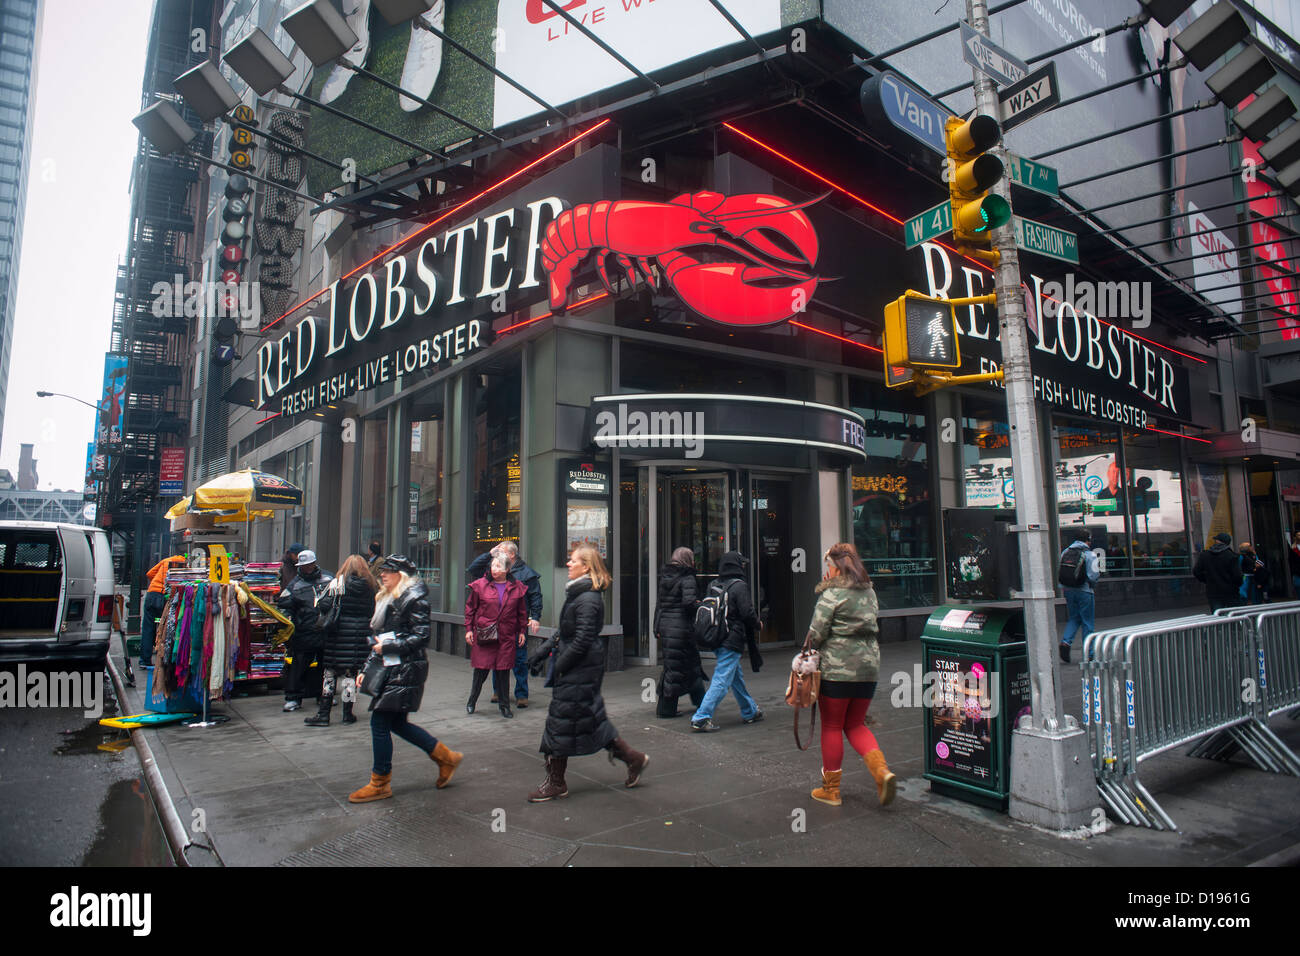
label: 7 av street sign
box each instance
[1006,153,1059,196]
[960,21,1029,87]
[903,200,953,249]
[998,62,1060,132]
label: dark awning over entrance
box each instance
[586,393,868,465]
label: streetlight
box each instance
[36,390,105,412]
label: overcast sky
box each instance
[0,0,152,491]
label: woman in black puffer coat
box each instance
[527,546,649,802]
[348,555,463,804]
[656,547,707,718]
[305,554,377,728]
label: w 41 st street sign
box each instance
[904,200,954,249]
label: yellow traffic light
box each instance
[946,114,1010,259]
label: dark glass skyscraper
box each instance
[0,0,40,449]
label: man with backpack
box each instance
[1058,529,1101,665]
[690,550,764,732]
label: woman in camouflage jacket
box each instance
[804,542,897,808]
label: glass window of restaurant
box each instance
[470,362,521,556]
[849,380,935,609]
[960,399,1014,509]
[1120,429,1189,576]
[359,417,388,557]
[1051,417,1132,573]
[1187,462,1232,551]
[283,439,312,552]
[409,391,445,608]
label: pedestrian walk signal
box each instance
[883,292,961,370]
[945,114,1010,264]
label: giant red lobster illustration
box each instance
[540,190,823,327]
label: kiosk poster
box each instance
[925,649,997,786]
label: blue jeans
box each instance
[370,710,439,775]
[513,641,529,700]
[692,648,758,722]
[1061,587,1095,647]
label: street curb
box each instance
[105,653,195,867]
[1246,842,1300,867]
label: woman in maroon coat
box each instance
[465,555,529,718]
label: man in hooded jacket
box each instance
[1193,532,1244,612]
[691,551,764,732]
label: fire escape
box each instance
[96,0,215,601]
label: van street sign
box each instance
[860,70,950,156]
[1012,215,1079,265]
[1006,153,1060,196]
[998,62,1060,132]
[959,21,1029,87]
[904,199,953,249]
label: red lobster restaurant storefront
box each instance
[240,132,1227,667]
[224,1,1281,666]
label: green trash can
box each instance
[919,605,1032,811]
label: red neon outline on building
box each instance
[261,119,612,334]
[721,122,1208,367]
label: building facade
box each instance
[0,0,41,449]
[176,0,1300,663]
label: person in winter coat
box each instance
[349,555,463,803]
[691,550,764,732]
[279,543,305,591]
[467,541,542,708]
[1289,531,1300,598]
[655,547,707,718]
[805,543,896,808]
[277,549,333,713]
[1240,542,1270,605]
[465,555,529,718]
[1193,532,1244,612]
[527,546,649,802]
[304,554,377,727]
[1058,528,1101,665]
[140,553,185,673]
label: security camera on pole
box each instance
[963,0,1095,830]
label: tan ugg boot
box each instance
[811,768,842,806]
[864,750,897,806]
[431,741,463,789]
[348,772,392,803]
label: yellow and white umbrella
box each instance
[190,468,303,510]
[165,496,274,524]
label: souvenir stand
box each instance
[154,512,294,725]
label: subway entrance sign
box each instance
[883,292,961,369]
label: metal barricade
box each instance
[1080,611,1300,831]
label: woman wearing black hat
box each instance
[349,555,464,803]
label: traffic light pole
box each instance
[965,0,1095,830]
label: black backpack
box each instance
[1058,547,1089,588]
[693,580,730,651]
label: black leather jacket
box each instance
[365,578,431,712]
[277,567,334,649]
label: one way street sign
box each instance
[959,21,1029,87]
[998,62,1060,132]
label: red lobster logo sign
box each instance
[540,191,823,327]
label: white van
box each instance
[0,521,115,664]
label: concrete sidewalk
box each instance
[119,606,1300,867]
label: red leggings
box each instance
[818,697,879,772]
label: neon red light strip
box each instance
[255,412,280,424]
[498,292,611,334]
[261,119,613,334]
[1147,426,1212,443]
[789,319,882,353]
[722,123,1208,367]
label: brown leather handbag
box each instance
[786,639,821,751]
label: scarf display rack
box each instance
[151,562,294,724]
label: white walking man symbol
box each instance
[927,315,949,359]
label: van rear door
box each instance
[0,526,64,640]
[56,527,94,644]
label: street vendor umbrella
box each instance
[190,468,303,510]
[165,496,274,524]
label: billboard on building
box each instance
[97,354,128,448]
